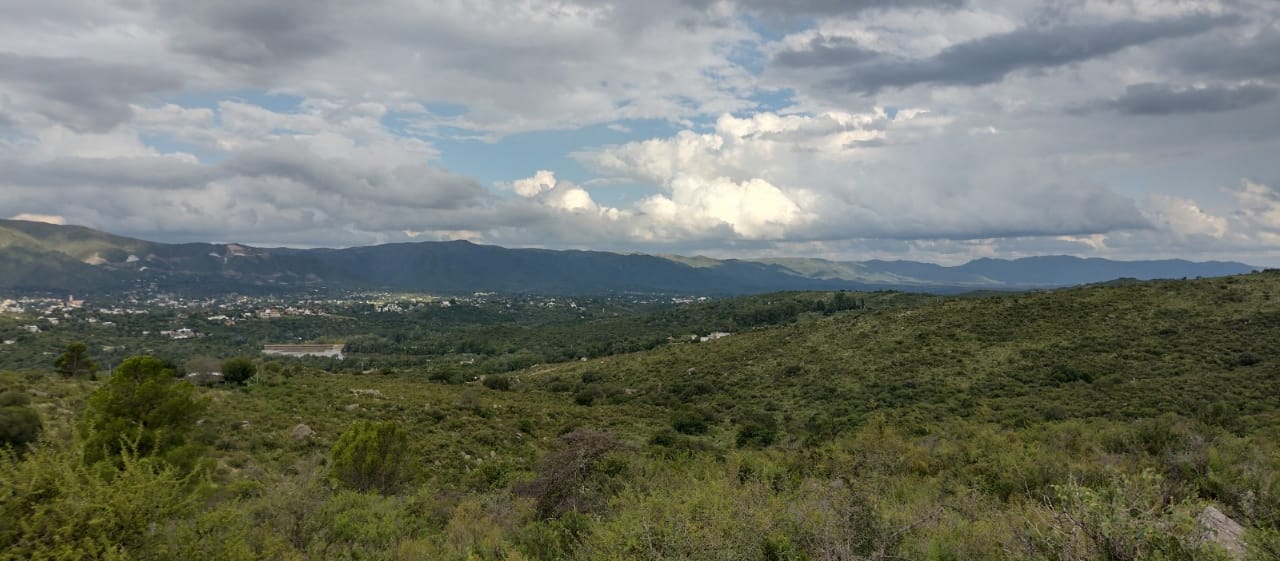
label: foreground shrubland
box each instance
[3,272,1280,560]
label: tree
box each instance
[80,356,205,470]
[220,357,257,385]
[330,420,408,494]
[54,342,98,378]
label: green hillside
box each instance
[532,272,1279,432]
[2,273,1279,560]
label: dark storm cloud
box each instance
[1176,26,1280,80]
[1092,82,1279,116]
[685,0,963,18]
[0,157,221,189]
[773,14,1238,93]
[0,53,183,131]
[772,35,879,68]
[222,140,489,210]
[155,0,343,70]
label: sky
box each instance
[1,0,1279,265]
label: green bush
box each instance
[574,386,603,406]
[0,438,202,560]
[672,407,716,435]
[0,405,42,451]
[482,374,512,391]
[735,410,778,448]
[81,356,206,470]
[221,357,257,385]
[0,390,30,407]
[330,420,408,494]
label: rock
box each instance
[1199,506,1246,560]
[343,403,360,411]
[291,423,314,441]
[238,420,251,430]
[350,388,384,398]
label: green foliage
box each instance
[0,438,202,560]
[0,404,42,451]
[0,389,30,407]
[330,420,408,494]
[2,273,1280,559]
[220,357,256,385]
[482,374,512,391]
[80,356,206,470]
[573,386,602,406]
[672,406,716,435]
[736,410,779,448]
[1030,470,1232,560]
[54,342,97,379]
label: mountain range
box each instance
[0,219,1259,295]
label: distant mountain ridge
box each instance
[0,219,1259,295]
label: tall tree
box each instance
[54,342,98,378]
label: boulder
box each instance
[1199,506,1246,560]
[291,423,314,441]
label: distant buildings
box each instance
[263,344,345,359]
[699,331,731,343]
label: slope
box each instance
[530,270,1280,433]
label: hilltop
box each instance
[0,219,1258,295]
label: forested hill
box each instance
[0,218,1258,295]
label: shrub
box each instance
[428,367,462,384]
[516,429,631,519]
[0,390,30,407]
[574,386,603,406]
[482,374,512,391]
[0,438,202,560]
[331,420,408,494]
[81,356,206,470]
[221,357,257,385]
[672,407,716,435]
[0,405,42,451]
[1235,352,1262,367]
[735,410,778,448]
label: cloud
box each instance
[576,110,1148,241]
[686,0,963,19]
[0,0,1277,265]
[1145,194,1228,238]
[511,170,559,198]
[1174,25,1280,80]
[772,14,1238,93]
[1230,179,1280,232]
[0,53,183,131]
[1083,82,1279,115]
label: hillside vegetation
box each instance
[2,272,1279,560]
